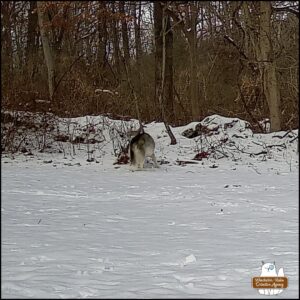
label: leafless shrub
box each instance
[1,111,58,154]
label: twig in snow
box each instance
[250,166,262,175]
[289,135,298,143]
[272,130,293,139]
[266,143,286,149]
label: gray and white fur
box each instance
[130,133,159,169]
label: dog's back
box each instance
[130,133,158,169]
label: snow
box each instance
[1,113,299,298]
[95,89,118,95]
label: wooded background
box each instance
[1,1,299,132]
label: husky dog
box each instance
[130,133,159,169]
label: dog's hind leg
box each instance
[135,149,145,169]
[151,154,159,168]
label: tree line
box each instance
[1,1,299,132]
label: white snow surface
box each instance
[1,113,299,298]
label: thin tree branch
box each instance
[52,53,85,98]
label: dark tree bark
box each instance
[154,2,176,144]
[97,1,109,83]
[26,1,38,80]
[259,1,281,132]
[111,2,121,84]
[119,1,130,65]
[154,1,163,108]
[132,2,142,97]
[164,2,201,120]
[164,8,175,123]
[188,2,201,119]
[37,1,56,101]
[1,1,13,81]
[26,1,38,61]
[155,2,175,123]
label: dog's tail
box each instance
[130,133,147,165]
[137,137,145,147]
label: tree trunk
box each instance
[1,1,13,83]
[119,1,130,65]
[188,42,199,120]
[162,17,177,145]
[37,1,56,102]
[154,1,163,110]
[26,1,39,84]
[161,5,176,144]
[97,1,108,74]
[164,2,200,120]
[154,2,175,124]
[111,2,121,84]
[259,1,281,132]
[164,9,175,123]
[132,2,142,99]
[188,2,200,120]
[26,1,38,63]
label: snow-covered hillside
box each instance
[2,113,299,298]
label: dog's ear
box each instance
[261,261,265,265]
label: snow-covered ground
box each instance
[1,113,299,298]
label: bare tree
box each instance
[165,2,201,120]
[26,1,38,80]
[154,2,176,144]
[1,1,298,131]
[97,1,109,79]
[132,1,143,100]
[119,1,130,65]
[222,1,283,132]
[37,1,56,102]
[1,1,13,83]
[111,1,121,84]
[259,1,281,132]
[154,1,163,108]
